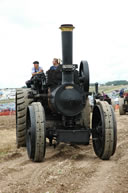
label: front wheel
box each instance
[80,97,91,129]
[26,102,46,162]
[119,98,125,115]
[92,101,117,160]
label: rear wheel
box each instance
[26,102,46,162]
[92,101,117,160]
[80,97,91,145]
[80,97,91,129]
[119,98,125,115]
[111,99,116,111]
[79,61,89,92]
[15,88,33,148]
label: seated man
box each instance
[47,58,79,87]
[46,58,62,88]
[26,61,43,88]
[32,61,43,76]
[50,58,60,70]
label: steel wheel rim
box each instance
[92,105,105,157]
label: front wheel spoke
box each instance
[98,135,103,142]
[96,125,102,134]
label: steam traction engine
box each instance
[16,24,117,162]
[94,82,116,109]
[119,92,128,115]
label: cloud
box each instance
[0,0,128,88]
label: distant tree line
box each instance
[90,80,128,86]
[105,80,128,86]
[22,80,128,88]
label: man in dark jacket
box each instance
[50,58,60,70]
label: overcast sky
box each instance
[0,0,128,88]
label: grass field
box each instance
[0,99,15,104]
[89,84,128,93]
[0,85,128,104]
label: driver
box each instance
[32,61,43,76]
[26,61,43,88]
[50,58,60,70]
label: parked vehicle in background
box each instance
[119,92,128,115]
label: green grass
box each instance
[0,151,7,156]
[0,99,15,104]
[89,84,128,94]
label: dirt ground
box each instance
[0,111,128,193]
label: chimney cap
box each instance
[60,24,75,31]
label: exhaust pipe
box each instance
[60,24,75,84]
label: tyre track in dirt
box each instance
[0,111,128,193]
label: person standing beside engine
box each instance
[32,61,43,76]
[119,88,124,98]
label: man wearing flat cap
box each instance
[32,61,43,76]
[26,61,43,88]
